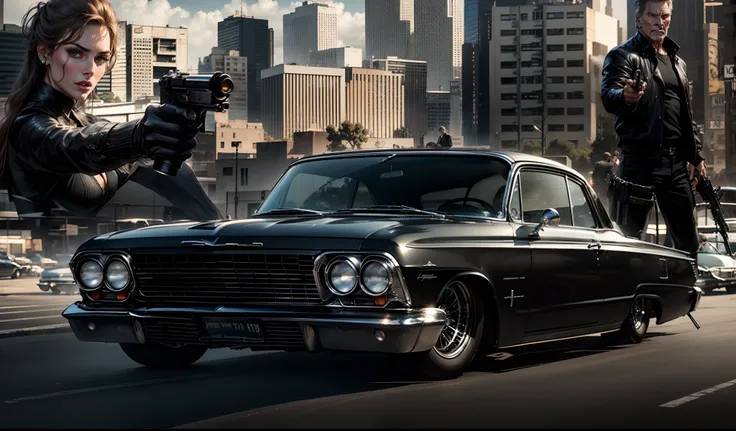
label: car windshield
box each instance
[257,154,511,218]
[699,242,721,254]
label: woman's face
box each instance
[39,23,112,102]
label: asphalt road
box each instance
[1,292,736,429]
[0,277,79,337]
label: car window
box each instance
[518,170,573,226]
[568,179,597,228]
[282,174,375,211]
[509,178,522,221]
[699,242,720,254]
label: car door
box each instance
[512,168,605,341]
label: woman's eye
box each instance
[66,48,83,58]
[95,57,110,66]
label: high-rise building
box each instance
[283,1,339,66]
[490,2,619,151]
[372,57,428,147]
[125,24,188,102]
[199,47,248,121]
[461,43,477,144]
[309,47,363,68]
[426,91,452,140]
[414,0,464,91]
[217,15,274,122]
[345,68,404,139]
[365,0,413,61]
[95,21,127,103]
[0,24,27,98]
[260,64,345,140]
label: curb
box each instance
[0,324,71,339]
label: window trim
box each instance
[507,164,606,231]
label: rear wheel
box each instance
[602,296,649,345]
[414,280,485,380]
[120,343,208,368]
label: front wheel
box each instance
[414,280,486,380]
[120,343,208,368]
[602,296,649,345]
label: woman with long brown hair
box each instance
[0,0,219,220]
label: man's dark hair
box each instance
[634,0,673,18]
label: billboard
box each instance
[726,64,734,80]
[708,35,723,95]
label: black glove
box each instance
[132,104,203,161]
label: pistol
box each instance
[156,70,234,176]
[632,69,642,91]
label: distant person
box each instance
[612,150,621,168]
[437,126,453,148]
[592,152,615,207]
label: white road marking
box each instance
[0,304,56,310]
[660,378,736,408]
[0,307,67,316]
[0,315,65,323]
[0,323,69,337]
[4,375,215,404]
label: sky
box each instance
[5,0,628,71]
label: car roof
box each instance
[292,148,575,174]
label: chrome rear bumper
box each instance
[61,303,448,354]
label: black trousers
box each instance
[611,150,699,257]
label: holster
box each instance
[608,174,655,226]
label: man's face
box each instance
[636,1,672,44]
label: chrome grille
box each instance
[132,252,321,305]
[142,318,305,348]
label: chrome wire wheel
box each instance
[631,296,647,334]
[433,281,473,360]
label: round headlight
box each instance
[79,260,103,290]
[105,259,131,291]
[327,260,357,295]
[360,260,391,295]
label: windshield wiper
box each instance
[336,205,445,218]
[254,207,325,216]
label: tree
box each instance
[546,138,591,173]
[523,140,541,155]
[325,121,368,152]
[393,126,410,138]
[98,92,121,103]
[588,114,618,166]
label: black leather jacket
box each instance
[6,83,221,221]
[601,31,703,166]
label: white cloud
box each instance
[7,0,365,70]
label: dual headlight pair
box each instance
[76,256,132,292]
[326,257,392,296]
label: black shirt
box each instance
[656,52,683,143]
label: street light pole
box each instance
[232,141,241,219]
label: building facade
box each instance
[199,47,248,121]
[414,0,464,91]
[372,57,428,147]
[283,1,339,66]
[0,24,26,97]
[217,15,274,122]
[309,47,363,68]
[125,24,188,102]
[345,68,405,139]
[365,0,414,61]
[489,2,619,151]
[261,64,346,140]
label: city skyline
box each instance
[5,0,629,71]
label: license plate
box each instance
[202,318,264,342]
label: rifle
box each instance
[696,175,733,256]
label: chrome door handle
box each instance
[587,241,601,249]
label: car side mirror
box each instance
[530,208,560,237]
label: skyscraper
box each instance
[0,24,25,98]
[218,15,274,123]
[365,0,413,61]
[373,57,428,146]
[414,0,464,91]
[125,24,188,102]
[283,1,339,66]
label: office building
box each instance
[0,24,26,98]
[372,56,428,147]
[217,15,274,122]
[261,64,345,140]
[125,24,188,102]
[283,1,339,66]
[199,47,248,121]
[345,68,404,139]
[309,47,363,68]
[414,0,464,91]
[365,0,413,61]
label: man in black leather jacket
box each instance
[6,82,222,221]
[601,0,702,256]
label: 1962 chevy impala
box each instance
[62,149,702,380]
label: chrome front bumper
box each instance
[61,303,448,354]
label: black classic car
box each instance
[62,149,702,380]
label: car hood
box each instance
[697,253,736,268]
[89,216,426,251]
[41,267,73,278]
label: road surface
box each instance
[1,291,735,428]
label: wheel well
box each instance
[640,295,663,322]
[453,274,499,352]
